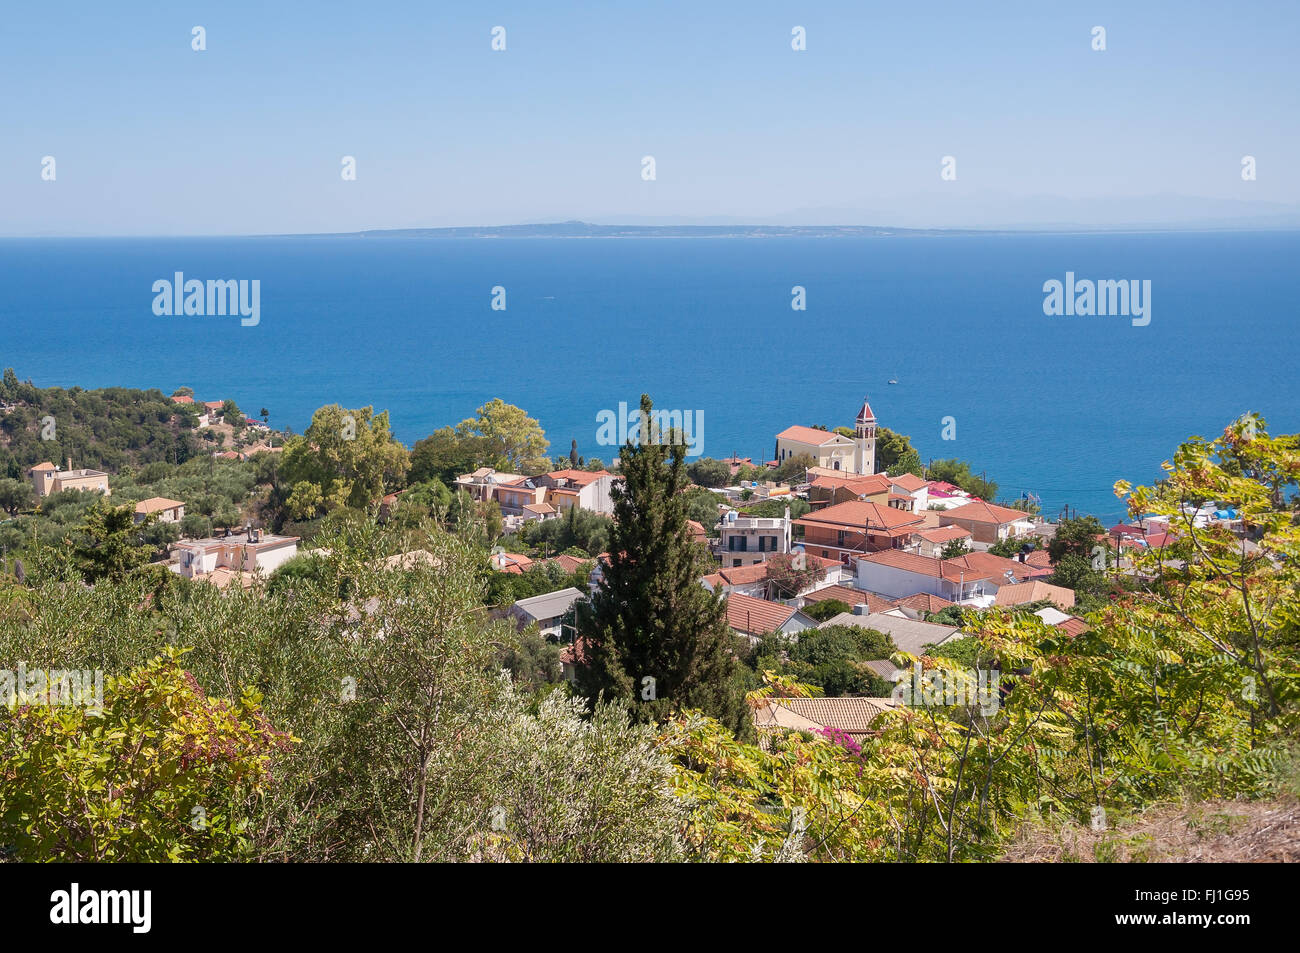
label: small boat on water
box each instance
[888,378,899,385]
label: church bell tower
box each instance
[855,397,876,475]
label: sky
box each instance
[2,1,1298,235]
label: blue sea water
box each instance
[1,231,1297,523]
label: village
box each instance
[14,393,1244,743]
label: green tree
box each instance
[278,405,410,518]
[574,394,745,733]
[940,537,971,559]
[687,458,732,488]
[69,502,155,583]
[875,428,916,472]
[802,598,851,622]
[408,427,503,485]
[770,453,816,484]
[0,647,291,861]
[886,449,925,478]
[455,399,550,474]
[0,478,35,516]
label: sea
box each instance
[2,230,1297,523]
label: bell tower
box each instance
[855,397,876,475]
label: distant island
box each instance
[343,222,998,240]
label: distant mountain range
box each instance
[337,192,1300,238]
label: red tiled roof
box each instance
[134,497,185,513]
[546,469,610,486]
[546,554,591,574]
[941,500,1031,525]
[917,525,972,543]
[1056,617,1090,637]
[893,592,955,613]
[726,592,798,634]
[802,585,895,615]
[722,590,800,634]
[777,425,845,446]
[858,549,997,582]
[887,472,929,492]
[994,580,1076,609]
[795,500,924,535]
[948,550,1052,580]
[810,473,891,496]
[760,696,897,736]
[170,395,194,404]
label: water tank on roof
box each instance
[726,511,738,523]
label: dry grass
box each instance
[1002,798,1300,863]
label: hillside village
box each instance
[2,383,1252,743]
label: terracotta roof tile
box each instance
[726,592,798,634]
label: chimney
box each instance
[66,456,72,472]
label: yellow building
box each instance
[29,462,110,498]
[773,397,878,475]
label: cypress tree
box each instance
[574,395,745,733]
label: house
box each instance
[1035,606,1090,637]
[173,529,299,581]
[723,454,754,476]
[686,520,709,546]
[799,584,896,615]
[506,587,585,641]
[854,549,998,603]
[886,472,931,510]
[994,580,1076,610]
[947,550,1053,584]
[489,551,535,574]
[725,592,818,642]
[818,607,960,656]
[714,508,792,567]
[794,499,926,563]
[703,555,844,598]
[28,461,110,498]
[915,524,973,559]
[133,497,185,524]
[923,481,974,510]
[807,473,892,510]
[453,467,528,505]
[534,469,615,515]
[493,479,545,517]
[492,469,616,518]
[891,592,955,617]
[773,398,879,475]
[753,696,899,744]
[939,500,1036,544]
[521,502,558,523]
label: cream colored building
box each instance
[773,397,878,475]
[29,462,110,498]
[134,497,186,523]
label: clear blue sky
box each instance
[3,1,1297,235]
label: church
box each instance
[773,398,877,475]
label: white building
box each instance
[174,529,299,580]
[507,587,586,641]
[714,508,793,567]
